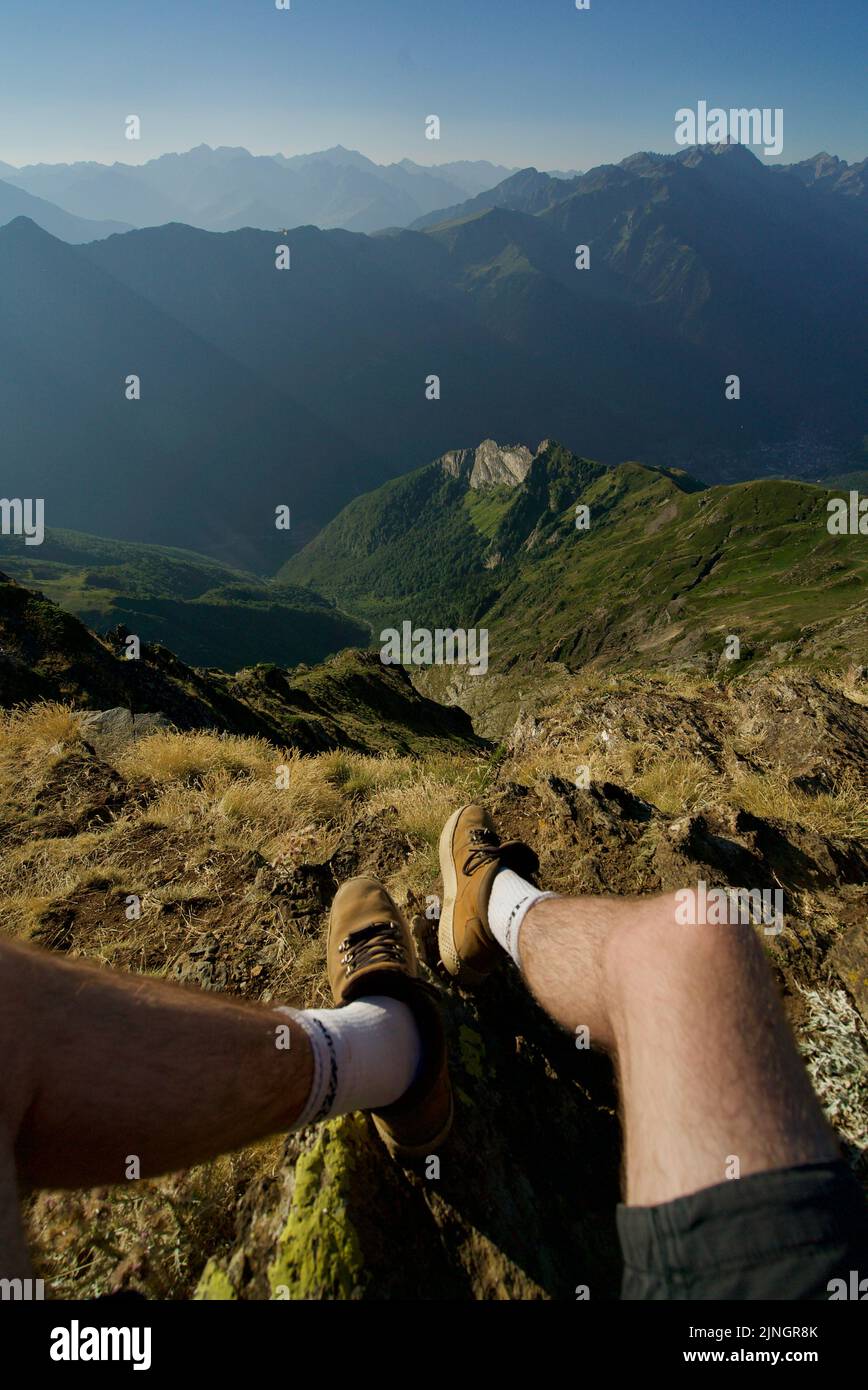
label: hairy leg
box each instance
[0,936,313,1193]
[520,892,837,1205]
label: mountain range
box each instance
[412,145,868,230]
[0,145,519,236]
[1,141,865,570]
[0,177,131,242]
[3,142,863,243]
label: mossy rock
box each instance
[194,1259,237,1301]
[267,1115,369,1300]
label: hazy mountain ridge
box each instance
[0,178,131,242]
[0,144,517,236]
[0,215,387,570]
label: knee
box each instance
[605,888,765,993]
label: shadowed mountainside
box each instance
[0,528,370,671]
[0,572,478,757]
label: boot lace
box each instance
[463,826,503,876]
[339,921,406,976]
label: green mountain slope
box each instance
[0,529,369,670]
[281,439,868,707]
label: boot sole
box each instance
[438,806,489,988]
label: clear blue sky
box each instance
[1,0,865,169]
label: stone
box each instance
[76,708,171,758]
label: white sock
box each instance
[279,997,422,1128]
[488,869,557,972]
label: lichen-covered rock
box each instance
[267,1117,371,1300]
[194,1259,237,1301]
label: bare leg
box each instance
[520,892,838,1205]
[0,937,313,1197]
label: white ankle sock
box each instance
[280,997,422,1128]
[488,869,557,972]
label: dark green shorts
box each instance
[617,1161,868,1300]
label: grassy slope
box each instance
[489,471,868,671]
[0,528,369,669]
[281,446,868,678]
[0,571,482,758]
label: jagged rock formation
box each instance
[439,439,535,490]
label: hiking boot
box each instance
[438,804,539,987]
[327,876,452,1161]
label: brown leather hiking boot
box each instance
[327,876,452,1161]
[438,805,540,987]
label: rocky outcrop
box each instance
[76,708,172,758]
[439,439,534,490]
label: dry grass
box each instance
[511,678,867,836]
[0,700,84,754]
[318,749,417,797]
[825,667,868,708]
[633,756,717,814]
[730,768,867,837]
[116,729,274,784]
[0,724,481,985]
[367,763,479,899]
[0,829,108,896]
[0,702,85,815]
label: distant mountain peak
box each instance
[0,213,57,242]
[679,140,763,166]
